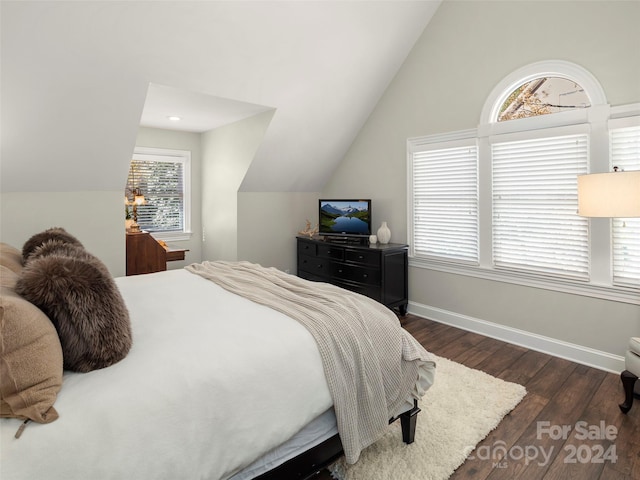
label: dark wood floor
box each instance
[317,314,639,479]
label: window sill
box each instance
[149,231,193,242]
[409,256,640,305]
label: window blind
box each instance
[126,159,184,232]
[411,145,479,263]
[492,133,589,279]
[611,125,640,286]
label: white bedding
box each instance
[230,407,338,480]
[188,261,435,464]
[0,269,333,480]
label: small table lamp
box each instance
[577,169,640,218]
[127,188,146,233]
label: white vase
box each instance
[377,222,391,244]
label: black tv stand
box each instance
[297,236,408,315]
[321,235,367,246]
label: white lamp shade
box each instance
[577,171,640,217]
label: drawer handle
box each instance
[362,274,368,278]
[358,255,364,259]
[338,269,343,273]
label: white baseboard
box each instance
[408,301,625,374]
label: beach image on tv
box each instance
[320,201,370,234]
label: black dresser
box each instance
[296,236,408,315]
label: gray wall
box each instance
[1,191,125,275]
[322,0,640,363]
[238,192,320,273]
[200,111,319,273]
[201,110,275,262]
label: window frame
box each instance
[130,146,192,242]
[407,61,639,305]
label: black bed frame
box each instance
[255,400,421,480]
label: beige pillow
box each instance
[1,264,18,289]
[0,243,23,274]
[0,266,63,424]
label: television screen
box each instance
[319,199,371,236]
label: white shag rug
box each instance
[329,355,527,480]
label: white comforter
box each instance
[0,269,333,480]
[187,261,435,464]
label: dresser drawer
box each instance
[344,248,380,267]
[331,262,380,286]
[335,280,381,302]
[317,244,345,261]
[298,253,330,277]
[298,240,317,256]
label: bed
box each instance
[0,237,435,480]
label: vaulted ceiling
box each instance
[1,1,441,193]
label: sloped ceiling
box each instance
[139,83,275,133]
[1,1,441,194]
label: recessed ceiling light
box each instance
[167,115,181,121]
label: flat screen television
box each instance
[319,199,372,238]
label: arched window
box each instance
[483,62,605,280]
[480,60,607,127]
[497,76,590,122]
[409,60,640,302]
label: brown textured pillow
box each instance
[0,243,23,274]
[16,247,132,373]
[22,227,83,263]
[28,238,86,262]
[0,266,63,424]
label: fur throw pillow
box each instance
[27,238,87,263]
[16,239,132,373]
[22,227,83,263]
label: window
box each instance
[409,136,478,264]
[492,132,589,279]
[126,147,191,240]
[610,124,640,286]
[408,61,639,304]
[498,77,590,122]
